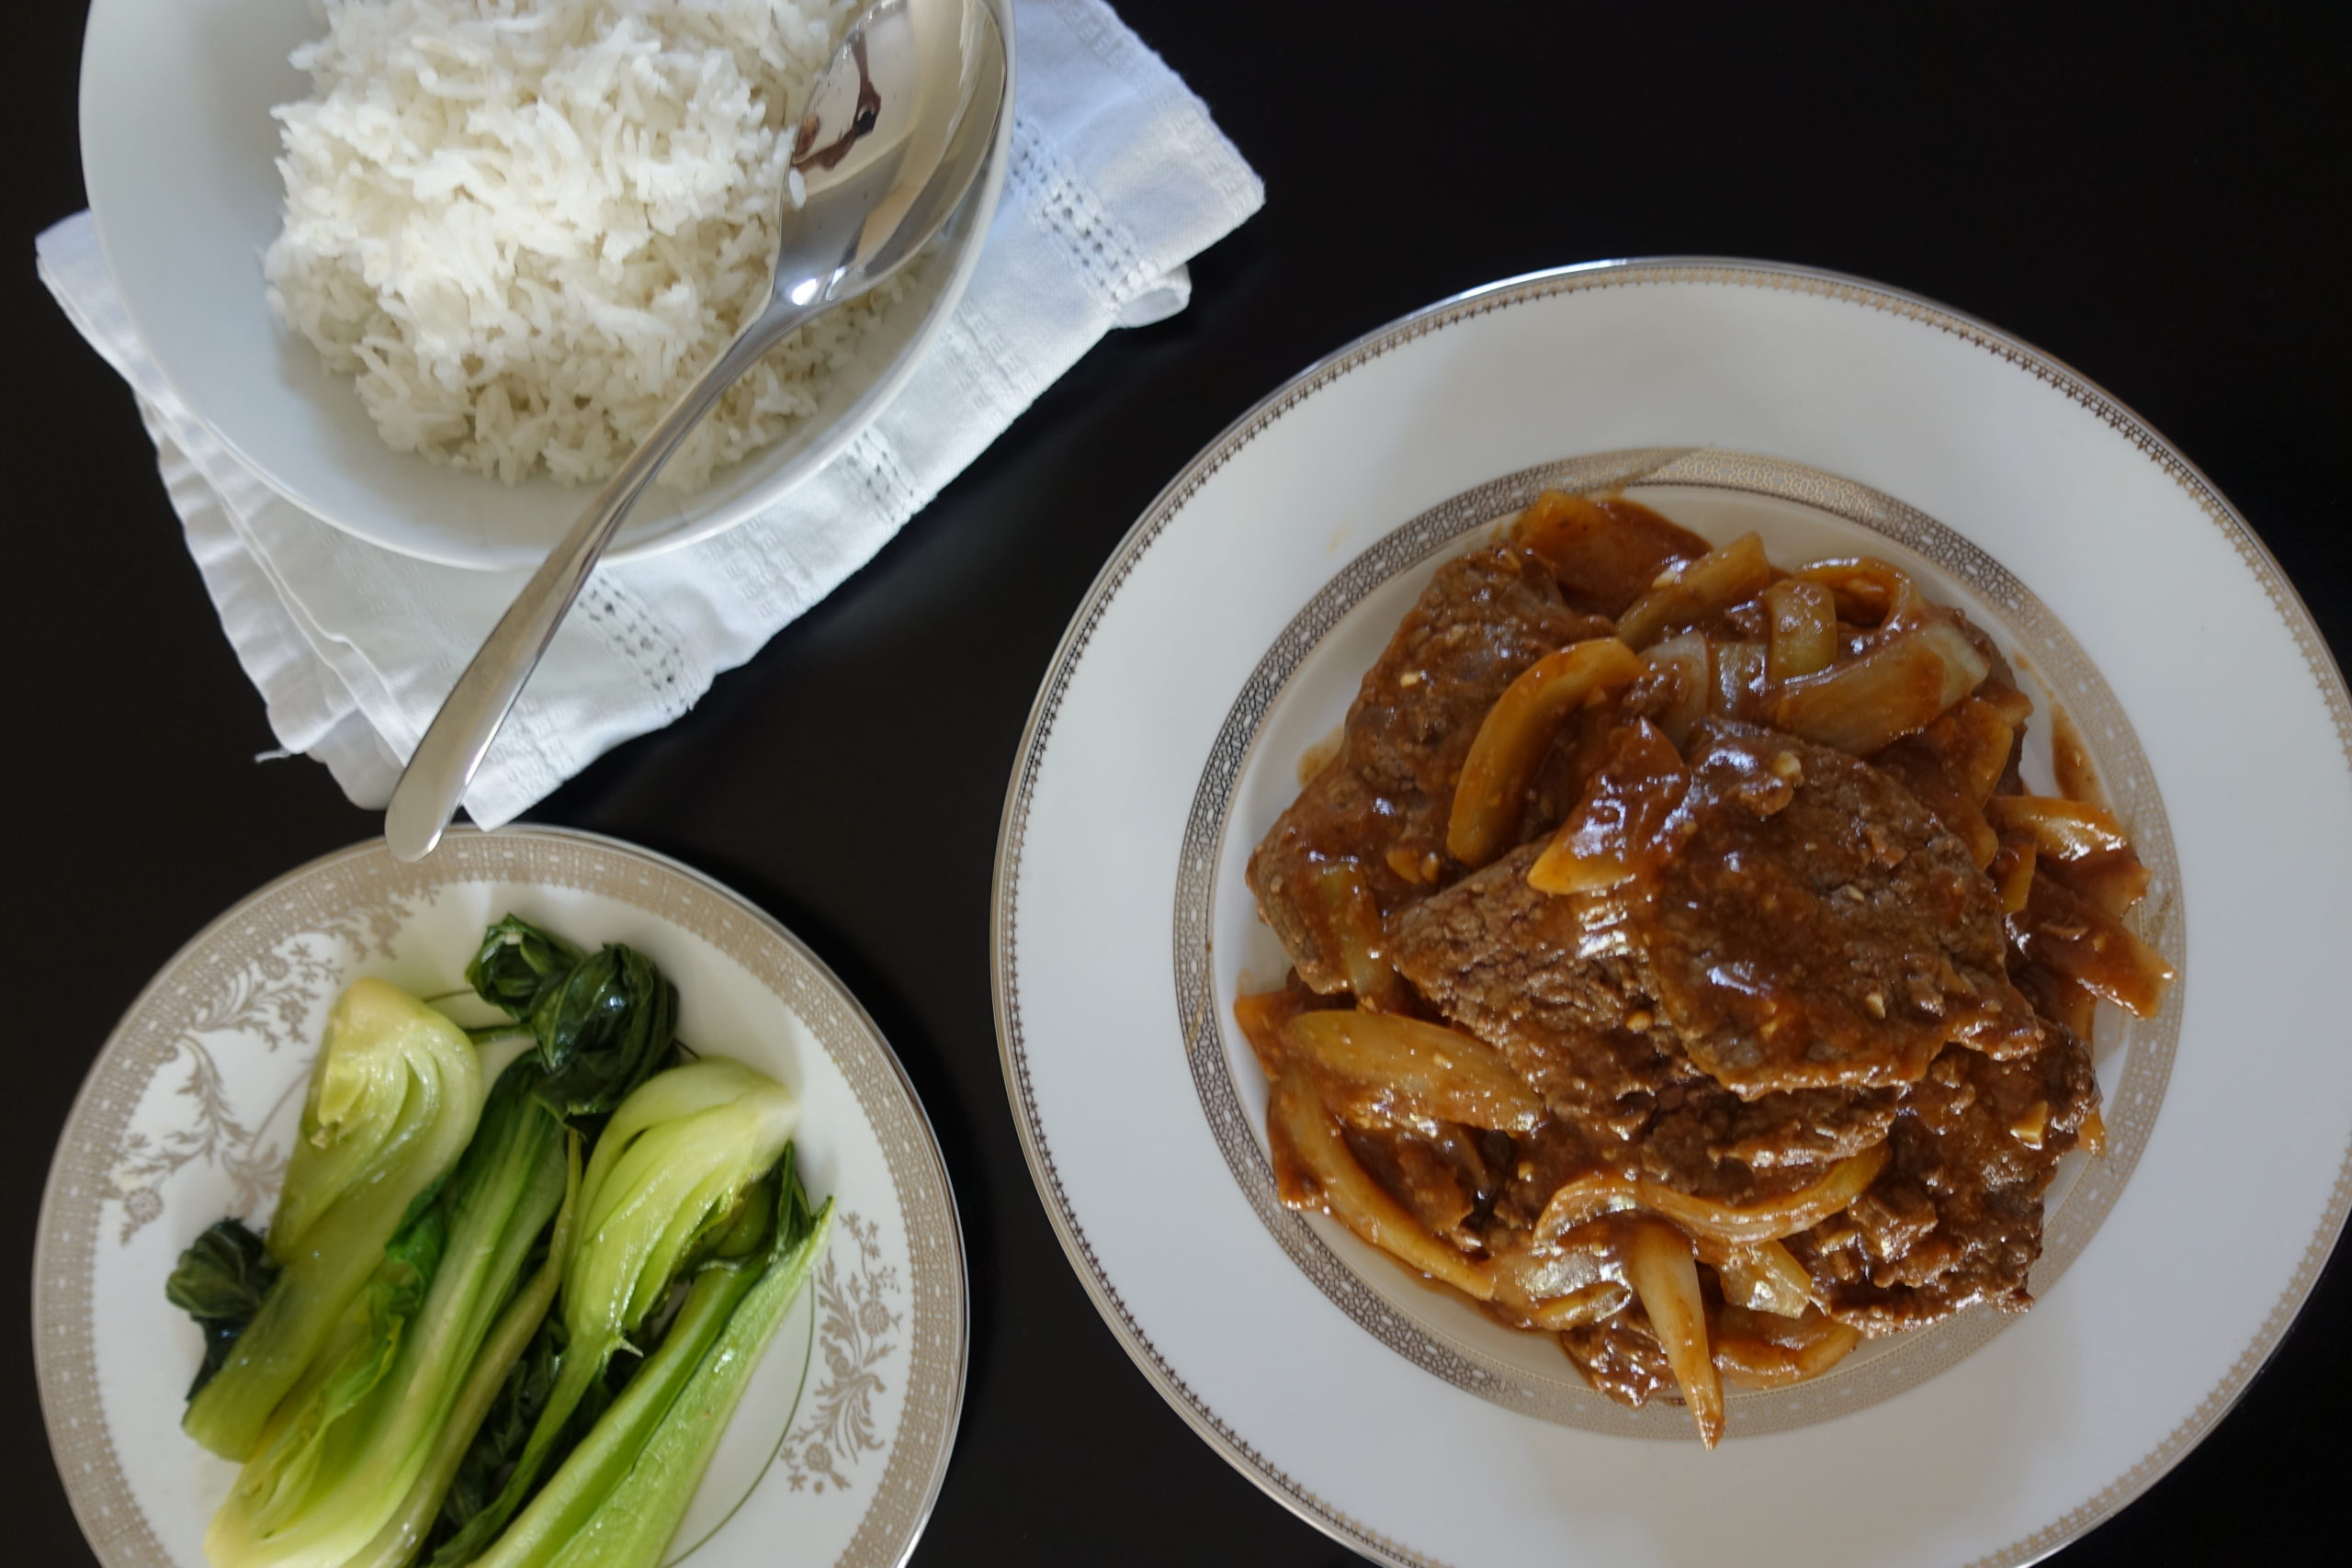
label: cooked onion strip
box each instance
[1307,862,1409,1011]
[1271,1063,1495,1300]
[1487,1235,1631,1330]
[2079,1107,2109,1156]
[1527,1280,1633,1331]
[1716,1239,1816,1318]
[1283,1011,1544,1134]
[1711,640,1766,720]
[1623,1219,1723,1448]
[1532,1172,1641,1244]
[1634,1145,1890,1247]
[1513,491,1708,616]
[1794,557,1926,627]
[1713,1306,1861,1389]
[1992,837,2039,915]
[1643,632,1711,749]
[1231,988,1305,1078]
[2050,849,2154,918]
[1984,795,2132,863]
[2021,964,2099,1041]
[1763,579,1838,682]
[1615,532,1772,649]
[1943,698,2019,804]
[1527,721,1690,896]
[1770,620,1989,755]
[1446,638,1644,866]
[2012,875,2173,1019]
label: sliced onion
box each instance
[1643,632,1711,750]
[1634,1145,1890,1247]
[1511,490,1708,616]
[1793,557,1927,627]
[1711,639,1767,720]
[1984,795,2132,863]
[1526,1280,1633,1331]
[1763,579,1838,682]
[1714,1306,1862,1389]
[1532,1172,1640,1245]
[1306,861,1408,1012]
[2049,849,2154,919]
[1992,836,2039,915]
[1623,1218,1724,1448]
[2012,874,2174,1020]
[1445,638,1645,867]
[1944,698,2018,805]
[1770,619,1990,755]
[1716,1238,1816,1318]
[1269,1062,1494,1300]
[1487,1234,1628,1331]
[1283,1010,1544,1134]
[1231,987,1305,1078]
[2079,1107,2109,1156]
[1615,532,1772,649]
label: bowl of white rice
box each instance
[79,0,1013,569]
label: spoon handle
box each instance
[383,299,815,862]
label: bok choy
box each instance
[165,1219,279,1399]
[424,1058,799,1565]
[465,917,680,1119]
[469,1149,831,1568]
[203,1058,577,1568]
[184,979,484,1461]
[167,914,828,1568]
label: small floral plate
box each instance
[34,827,966,1568]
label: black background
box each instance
[7,3,2348,1564]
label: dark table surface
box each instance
[8,4,2348,1564]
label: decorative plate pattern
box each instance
[35,827,966,1568]
[992,258,2352,1568]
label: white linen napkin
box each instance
[39,0,1261,828]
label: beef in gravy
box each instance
[1237,491,2170,1445]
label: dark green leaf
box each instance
[466,916,682,1122]
[465,916,584,1021]
[525,943,679,1119]
[165,1218,280,1400]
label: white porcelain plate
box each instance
[36,828,966,1568]
[992,259,2352,1566]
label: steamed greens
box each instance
[204,1062,577,1568]
[466,917,679,1119]
[471,1151,831,1568]
[424,1059,800,1566]
[185,979,484,1461]
[166,1219,280,1399]
[167,916,826,1568]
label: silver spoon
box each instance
[385,0,1008,861]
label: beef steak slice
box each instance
[1246,542,1607,993]
[1625,720,2043,1099]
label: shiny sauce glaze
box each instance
[1238,492,2173,1445]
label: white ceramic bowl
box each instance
[78,0,1013,570]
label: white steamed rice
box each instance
[264,0,889,491]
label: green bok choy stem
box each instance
[184,979,484,1461]
[472,1149,831,1568]
[425,1059,798,1565]
[203,1058,575,1568]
